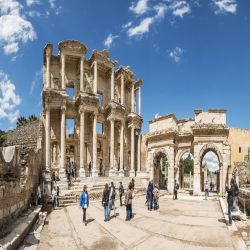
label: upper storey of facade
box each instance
[42,40,143,119]
[148,109,228,137]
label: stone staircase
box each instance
[57,177,147,207]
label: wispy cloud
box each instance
[26,0,40,6]
[30,69,42,95]
[127,17,155,37]
[129,0,149,16]
[104,33,120,49]
[168,47,184,62]
[0,70,21,123]
[170,0,191,18]
[212,0,237,15]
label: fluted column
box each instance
[80,56,84,92]
[111,68,114,100]
[46,53,51,89]
[138,87,141,116]
[79,109,85,177]
[59,106,66,178]
[130,125,135,177]
[45,107,51,170]
[137,132,141,172]
[92,112,98,177]
[121,74,124,105]
[61,53,65,89]
[131,83,135,112]
[93,61,97,94]
[119,121,124,176]
[109,118,116,176]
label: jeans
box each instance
[120,194,123,206]
[110,200,116,217]
[104,205,110,221]
[205,189,209,200]
[228,205,233,224]
[82,208,86,222]
[147,197,153,209]
[126,204,132,220]
[173,191,177,200]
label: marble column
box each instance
[61,53,65,89]
[59,106,66,178]
[138,87,141,116]
[111,68,114,100]
[119,121,124,177]
[130,125,135,177]
[80,56,84,92]
[121,74,124,105]
[109,118,116,176]
[92,112,98,177]
[46,53,51,89]
[131,83,135,113]
[93,61,97,94]
[137,132,141,172]
[45,107,50,170]
[79,109,85,177]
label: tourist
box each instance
[146,181,153,210]
[51,187,57,209]
[125,183,133,221]
[88,162,92,177]
[102,183,110,222]
[109,182,117,217]
[56,185,60,207]
[131,178,135,190]
[205,181,209,200]
[74,162,77,178]
[80,185,89,226]
[66,161,71,187]
[225,178,238,225]
[210,181,213,192]
[173,180,179,200]
[153,184,160,210]
[99,160,103,176]
[119,181,124,206]
[71,161,75,177]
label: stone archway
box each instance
[153,149,169,189]
[197,144,223,193]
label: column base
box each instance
[92,169,99,178]
[118,169,124,177]
[129,170,135,177]
[109,169,117,177]
[79,168,85,178]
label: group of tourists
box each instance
[146,182,160,210]
[79,179,135,225]
[66,160,77,186]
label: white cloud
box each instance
[213,0,237,15]
[122,21,132,30]
[154,3,168,19]
[169,47,183,62]
[0,70,21,123]
[171,0,191,18]
[30,69,42,95]
[129,0,149,16]
[127,17,154,37]
[104,34,120,49]
[26,0,40,6]
[48,0,56,8]
[0,0,37,55]
[202,151,219,172]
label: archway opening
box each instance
[153,152,168,189]
[201,151,220,192]
[179,152,194,189]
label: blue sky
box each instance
[0,0,250,132]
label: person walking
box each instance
[102,183,110,222]
[56,185,60,207]
[80,185,89,226]
[119,181,124,206]
[147,181,153,210]
[66,161,72,188]
[125,183,133,221]
[204,181,209,200]
[88,162,92,177]
[226,178,238,225]
[153,184,160,210]
[173,180,179,200]
[109,182,117,217]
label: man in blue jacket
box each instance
[80,185,89,226]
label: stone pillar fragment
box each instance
[45,107,51,170]
[92,112,98,177]
[137,132,141,172]
[138,87,141,116]
[61,53,65,89]
[111,68,115,100]
[79,109,85,177]
[109,118,116,176]
[131,84,135,113]
[46,53,51,89]
[119,121,124,177]
[130,125,135,177]
[59,106,66,178]
[80,56,84,92]
[121,74,124,105]
[93,61,97,94]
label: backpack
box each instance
[111,187,116,199]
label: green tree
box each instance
[28,115,38,122]
[0,130,6,146]
[16,116,28,128]
[180,154,194,174]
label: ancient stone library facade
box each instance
[42,40,143,178]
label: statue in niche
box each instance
[84,72,93,93]
[114,85,120,103]
[53,143,57,163]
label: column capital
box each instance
[79,106,85,114]
[61,105,66,112]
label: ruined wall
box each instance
[229,128,250,165]
[0,121,43,237]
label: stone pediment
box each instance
[58,40,87,55]
[43,90,67,108]
[192,123,229,136]
[105,101,126,120]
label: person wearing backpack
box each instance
[79,185,89,226]
[102,183,110,222]
[226,178,238,225]
[119,182,124,206]
[173,180,179,200]
[109,182,117,217]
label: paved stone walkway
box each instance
[37,195,240,249]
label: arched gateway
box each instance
[146,109,231,195]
